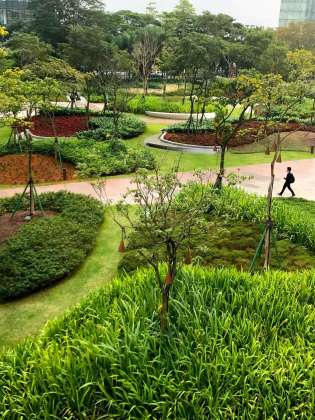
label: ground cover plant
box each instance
[79,114,146,140]
[126,95,216,114]
[0,265,314,418]
[119,217,315,274]
[0,191,104,301]
[0,137,155,178]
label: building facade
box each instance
[279,0,315,26]
[0,0,30,27]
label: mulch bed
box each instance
[0,154,76,185]
[164,121,315,147]
[0,211,57,245]
[30,115,89,137]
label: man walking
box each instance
[278,167,295,197]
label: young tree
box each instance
[252,74,308,270]
[114,168,208,328]
[212,74,259,188]
[132,25,164,96]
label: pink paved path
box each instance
[0,159,314,201]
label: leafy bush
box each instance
[39,107,105,117]
[0,266,314,418]
[126,95,215,114]
[78,114,146,140]
[166,119,216,133]
[0,192,104,301]
[0,138,155,177]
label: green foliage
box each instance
[0,137,155,177]
[0,266,314,417]
[126,95,215,114]
[39,107,106,117]
[0,192,104,301]
[79,114,146,140]
[180,185,315,252]
[119,217,315,273]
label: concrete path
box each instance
[1,159,314,202]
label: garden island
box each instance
[0,0,314,418]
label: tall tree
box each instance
[132,25,164,95]
[6,33,52,67]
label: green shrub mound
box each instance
[126,95,215,114]
[39,107,105,117]
[0,192,104,301]
[0,266,314,418]
[79,114,146,140]
[0,138,155,177]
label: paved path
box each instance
[1,159,314,202]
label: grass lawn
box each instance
[0,210,122,350]
[127,123,315,173]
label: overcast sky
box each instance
[105,0,282,28]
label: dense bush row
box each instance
[0,265,314,418]
[126,95,215,114]
[79,114,146,140]
[1,138,155,177]
[0,192,104,301]
[39,107,105,117]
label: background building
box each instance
[279,0,315,26]
[0,0,31,27]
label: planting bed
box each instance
[0,154,76,184]
[31,115,89,137]
[0,211,56,245]
[164,121,315,148]
[0,192,104,301]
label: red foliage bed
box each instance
[164,121,315,147]
[30,115,89,137]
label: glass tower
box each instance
[279,0,315,26]
[0,0,31,26]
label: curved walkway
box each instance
[1,159,314,201]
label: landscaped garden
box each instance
[0,1,315,418]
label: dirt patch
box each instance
[0,154,76,185]
[0,211,57,245]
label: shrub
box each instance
[0,192,104,301]
[126,95,215,114]
[0,266,314,418]
[0,138,155,178]
[39,107,105,117]
[79,114,146,140]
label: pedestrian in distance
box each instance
[278,167,295,197]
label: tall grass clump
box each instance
[0,266,314,418]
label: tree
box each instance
[212,74,259,188]
[252,74,308,270]
[113,168,208,328]
[132,25,164,95]
[29,0,105,45]
[6,33,52,67]
[276,22,315,54]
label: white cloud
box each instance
[105,0,282,27]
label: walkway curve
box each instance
[1,159,314,202]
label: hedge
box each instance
[0,266,314,418]
[0,192,104,301]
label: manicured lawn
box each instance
[127,123,315,173]
[0,210,122,350]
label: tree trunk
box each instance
[214,144,226,189]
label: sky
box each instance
[105,0,282,28]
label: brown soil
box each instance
[0,154,76,185]
[0,211,56,245]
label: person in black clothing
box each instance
[278,167,295,197]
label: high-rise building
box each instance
[279,0,315,26]
[0,0,31,27]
